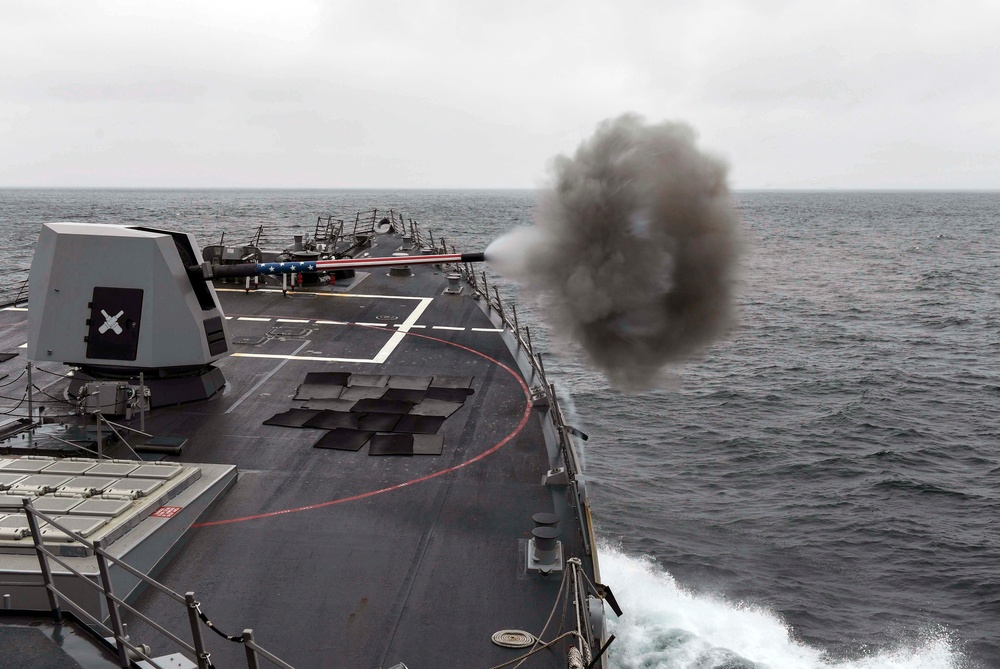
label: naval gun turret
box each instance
[27,223,488,410]
[28,223,231,407]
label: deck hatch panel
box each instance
[40,515,108,541]
[70,498,133,517]
[86,462,141,477]
[86,286,144,361]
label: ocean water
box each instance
[1,189,997,668]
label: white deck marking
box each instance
[216,288,427,301]
[18,343,27,348]
[393,324,425,328]
[276,318,310,323]
[471,328,504,332]
[237,317,271,322]
[228,296,434,365]
[231,353,379,364]
[372,297,433,364]
[431,326,465,331]
[3,307,28,311]
[225,340,313,414]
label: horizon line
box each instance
[1,186,999,193]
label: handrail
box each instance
[0,272,30,309]
[452,247,588,489]
[3,498,297,669]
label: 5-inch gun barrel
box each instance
[201,252,485,280]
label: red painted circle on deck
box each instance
[193,327,531,527]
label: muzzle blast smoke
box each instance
[485,114,743,390]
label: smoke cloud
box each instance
[486,114,742,390]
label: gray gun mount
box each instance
[28,223,230,406]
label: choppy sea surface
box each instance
[1,189,997,669]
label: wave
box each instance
[600,544,964,669]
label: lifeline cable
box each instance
[0,370,26,388]
[194,602,247,643]
[30,383,75,406]
[33,367,75,379]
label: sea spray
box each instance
[599,544,963,669]
[485,114,743,390]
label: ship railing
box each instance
[3,498,296,669]
[440,252,585,477]
[0,269,30,309]
[314,216,344,248]
[405,219,445,257]
[429,249,594,559]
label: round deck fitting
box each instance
[532,512,559,528]
[389,252,412,277]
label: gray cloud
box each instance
[0,0,998,188]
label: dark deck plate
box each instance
[381,388,426,403]
[424,387,475,402]
[302,398,357,412]
[368,433,413,456]
[386,375,433,390]
[356,412,401,432]
[293,384,344,400]
[302,411,362,430]
[263,409,321,428]
[348,374,389,388]
[303,372,351,386]
[410,399,463,418]
[339,386,386,401]
[393,414,446,435]
[312,429,374,451]
[429,375,474,388]
[350,398,416,415]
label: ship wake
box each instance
[599,544,963,669]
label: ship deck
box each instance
[0,236,596,668]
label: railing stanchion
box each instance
[22,499,62,623]
[512,303,520,344]
[94,539,130,668]
[26,362,33,448]
[243,629,261,669]
[186,592,211,669]
[493,286,505,325]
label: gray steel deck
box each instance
[0,243,597,667]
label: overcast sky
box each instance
[1,1,997,189]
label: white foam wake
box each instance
[599,544,960,669]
